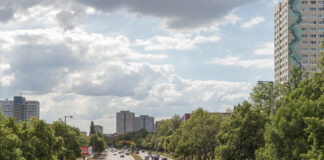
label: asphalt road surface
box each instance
[104,148,134,160]
[137,150,172,160]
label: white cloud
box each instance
[240,16,265,28]
[210,56,273,69]
[136,34,220,51]
[254,42,274,55]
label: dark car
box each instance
[144,156,150,160]
[120,154,125,158]
[136,151,139,154]
[161,158,167,160]
[152,154,160,160]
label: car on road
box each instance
[152,154,160,160]
[144,156,150,160]
[161,158,168,160]
[135,151,139,154]
[141,150,145,153]
[125,152,130,155]
[120,154,125,158]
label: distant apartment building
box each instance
[0,96,39,122]
[94,125,103,134]
[116,111,136,135]
[135,115,154,132]
[274,0,324,83]
[116,111,155,135]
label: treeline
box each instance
[89,121,107,155]
[0,115,88,160]
[108,54,324,160]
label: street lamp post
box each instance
[64,115,73,124]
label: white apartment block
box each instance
[274,0,324,83]
[0,96,39,122]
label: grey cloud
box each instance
[77,0,259,30]
[0,0,43,23]
[1,0,258,30]
[0,7,14,22]
[7,43,82,94]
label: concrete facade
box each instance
[116,111,155,134]
[274,0,324,83]
[116,111,135,135]
[0,96,39,122]
[134,115,154,132]
[94,125,103,134]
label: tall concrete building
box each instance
[116,111,135,135]
[274,0,324,83]
[135,115,154,132]
[116,111,155,135]
[0,96,40,122]
[94,125,103,134]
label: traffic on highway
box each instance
[103,147,171,160]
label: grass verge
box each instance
[131,152,143,160]
[151,151,174,159]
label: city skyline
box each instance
[0,0,295,133]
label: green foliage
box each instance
[0,114,24,160]
[0,112,90,160]
[215,101,268,160]
[52,120,82,159]
[130,142,136,152]
[89,133,106,155]
[256,54,324,159]
[173,108,223,160]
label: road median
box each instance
[131,152,143,160]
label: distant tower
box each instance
[0,96,39,122]
[116,111,135,135]
[274,0,323,83]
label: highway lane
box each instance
[104,148,134,160]
[137,150,172,160]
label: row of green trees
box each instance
[89,121,107,155]
[107,54,324,159]
[0,115,89,160]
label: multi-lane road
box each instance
[102,148,172,160]
[137,150,172,160]
[103,148,134,160]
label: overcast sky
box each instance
[0,0,277,133]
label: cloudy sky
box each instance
[0,0,278,133]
